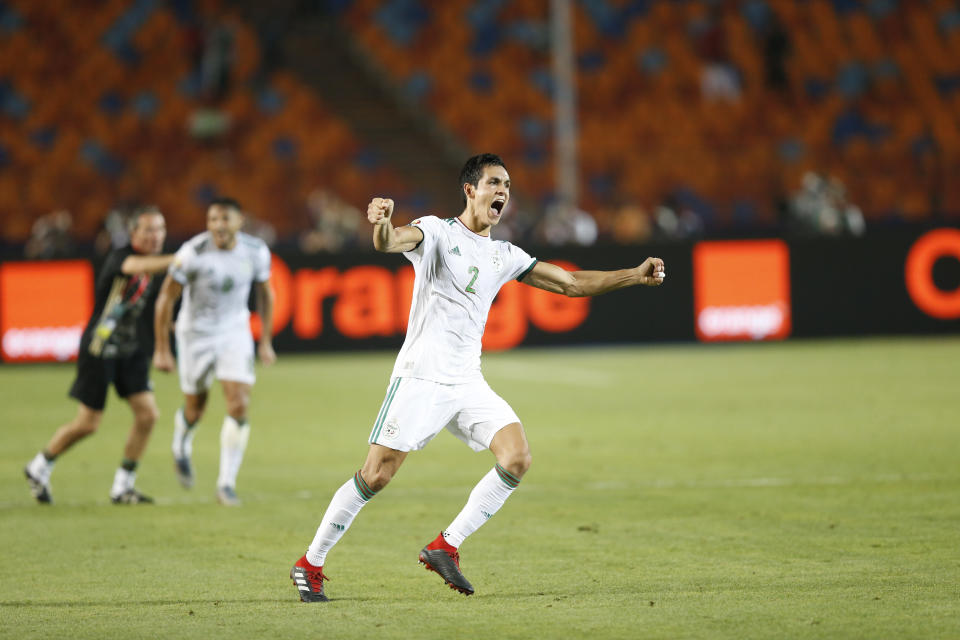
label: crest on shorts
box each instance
[491,252,503,273]
[382,419,399,439]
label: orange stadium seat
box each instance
[5,0,960,246]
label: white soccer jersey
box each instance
[392,216,537,384]
[169,231,271,335]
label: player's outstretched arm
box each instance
[121,254,175,275]
[152,274,183,372]
[368,197,424,253]
[520,257,665,297]
[255,280,276,366]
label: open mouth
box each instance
[491,200,505,214]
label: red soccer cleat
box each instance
[418,533,474,595]
[290,555,330,603]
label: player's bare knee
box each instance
[184,394,207,423]
[226,403,247,422]
[225,394,249,421]
[500,448,532,478]
[134,406,159,430]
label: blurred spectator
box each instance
[654,195,705,240]
[692,6,741,102]
[244,214,278,248]
[610,203,653,244]
[299,188,365,253]
[761,13,791,93]
[789,172,866,236]
[536,203,598,246]
[94,209,133,257]
[201,19,235,103]
[24,210,75,259]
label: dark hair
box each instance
[459,153,507,205]
[128,204,162,230]
[209,197,243,213]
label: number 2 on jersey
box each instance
[466,266,479,294]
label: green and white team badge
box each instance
[382,419,399,440]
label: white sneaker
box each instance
[24,453,53,504]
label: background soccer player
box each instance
[153,197,275,506]
[24,206,174,504]
[290,153,665,602]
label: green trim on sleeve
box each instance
[516,258,538,282]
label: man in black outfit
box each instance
[24,206,174,504]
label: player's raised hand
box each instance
[637,257,666,286]
[367,197,394,225]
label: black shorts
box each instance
[68,349,153,411]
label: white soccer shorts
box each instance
[174,328,255,394]
[368,377,521,452]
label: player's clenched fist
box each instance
[367,197,394,225]
[637,257,666,286]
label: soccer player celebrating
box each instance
[152,197,275,506]
[24,206,174,504]
[290,154,666,602]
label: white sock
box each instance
[217,416,249,489]
[172,408,197,459]
[443,465,519,548]
[27,452,54,484]
[305,472,375,566]
[110,468,135,497]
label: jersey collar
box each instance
[455,217,491,240]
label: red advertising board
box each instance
[693,240,792,342]
[1,261,94,362]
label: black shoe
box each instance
[174,456,194,489]
[24,467,52,504]
[290,556,330,602]
[419,545,475,595]
[111,489,154,504]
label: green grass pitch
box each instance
[2,337,959,639]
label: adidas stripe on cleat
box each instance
[290,556,329,602]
